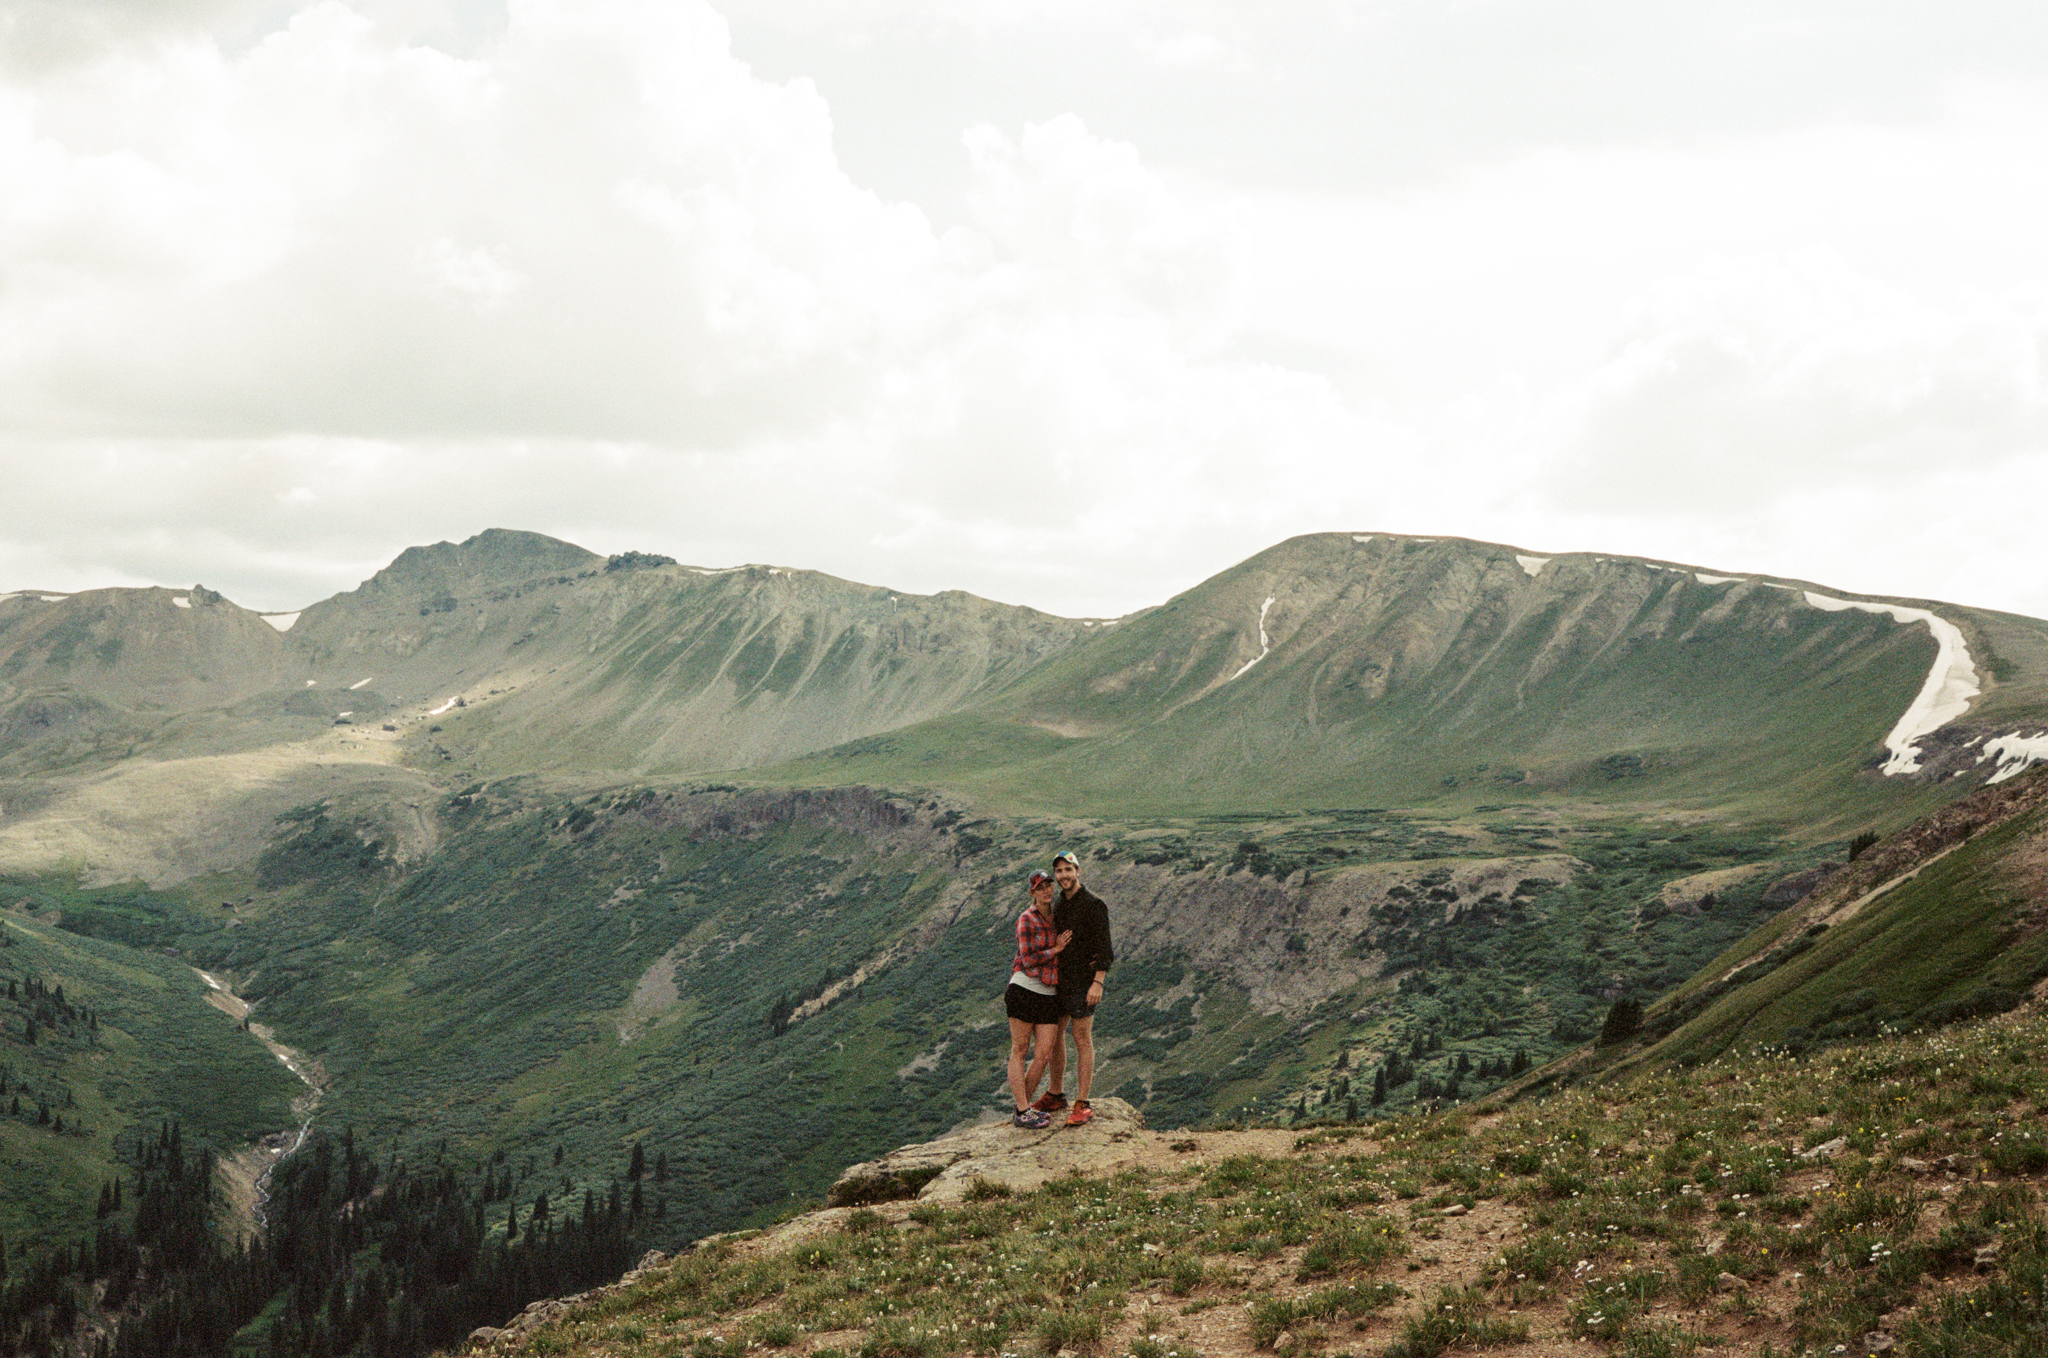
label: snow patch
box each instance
[428,697,459,716]
[1980,731,2048,785]
[1515,555,1549,578]
[1800,591,1981,775]
[336,711,352,719]
[304,679,317,687]
[1695,573,1741,586]
[261,612,301,632]
[171,595,191,609]
[1227,596,1278,682]
[1351,534,1373,544]
[689,566,742,576]
[39,595,65,603]
[348,677,373,690]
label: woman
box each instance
[1006,868,1071,1128]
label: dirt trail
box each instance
[197,968,326,1243]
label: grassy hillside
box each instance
[0,881,301,1254]
[1612,766,2048,1071]
[485,1006,2048,1358]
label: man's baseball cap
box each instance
[1052,850,1080,868]
[1026,869,1053,888]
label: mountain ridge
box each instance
[7,529,2048,884]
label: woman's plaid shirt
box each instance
[1011,906,1060,988]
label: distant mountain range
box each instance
[4,528,2046,881]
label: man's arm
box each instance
[1086,899,1112,993]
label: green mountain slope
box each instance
[768,533,2048,823]
[0,531,1090,884]
[0,886,301,1253]
[156,779,1827,1252]
[1615,765,2048,1068]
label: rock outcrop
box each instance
[827,1098,1146,1206]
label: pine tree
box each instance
[628,1142,645,1182]
[654,1151,668,1184]
[1599,998,1643,1046]
[1372,1067,1387,1106]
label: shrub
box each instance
[1034,1308,1105,1354]
[1296,1217,1405,1278]
[1385,1287,1527,1358]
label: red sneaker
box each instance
[1033,1091,1069,1113]
[1066,1100,1094,1126]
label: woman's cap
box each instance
[1027,869,1053,888]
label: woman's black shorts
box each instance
[1004,983,1062,1026]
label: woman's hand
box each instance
[1049,929,1074,953]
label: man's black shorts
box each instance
[1057,989,1097,1019]
[1005,983,1062,1026]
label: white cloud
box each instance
[0,0,2046,624]
[1136,29,1225,68]
[1545,250,2046,513]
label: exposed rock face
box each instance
[1763,863,1842,905]
[828,1098,1147,1206]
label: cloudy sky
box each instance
[2,0,2046,619]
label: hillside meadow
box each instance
[482,1006,2048,1358]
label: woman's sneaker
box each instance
[1033,1091,1069,1113]
[1066,1100,1094,1126]
[1013,1107,1051,1129]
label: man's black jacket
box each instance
[1054,885,1114,994]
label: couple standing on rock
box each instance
[1005,850,1114,1129]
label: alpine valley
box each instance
[5,529,2048,1356]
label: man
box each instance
[1036,849,1112,1126]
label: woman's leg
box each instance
[1007,1018,1036,1109]
[1023,1021,1059,1101]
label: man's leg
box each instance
[1070,1014,1096,1101]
